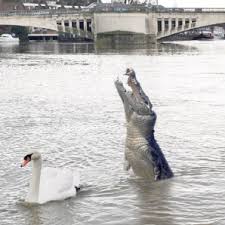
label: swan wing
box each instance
[73,169,80,188]
[38,167,80,204]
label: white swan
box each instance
[21,151,80,204]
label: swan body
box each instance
[21,151,80,204]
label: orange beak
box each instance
[21,159,30,167]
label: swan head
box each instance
[21,151,41,167]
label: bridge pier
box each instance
[168,18,172,35]
[182,18,185,30]
[69,20,73,34]
[161,18,165,34]
[188,18,191,29]
[174,18,178,33]
[95,33,157,47]
[62,19,66,32]
[83,18,87,37]
[76,19,80,36]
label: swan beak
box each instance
[21,159,30,167]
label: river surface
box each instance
[0,41,225,225]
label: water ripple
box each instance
[1,41,225,225]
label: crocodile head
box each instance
[115,69,154,117]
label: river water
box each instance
[0,41,225,225]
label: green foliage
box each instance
[1,0,99,6]
[58,0,98,6]
[1,0,20,2]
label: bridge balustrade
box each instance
[0,9,93,17]
[1,7,225,17]
[201,8,225,12]
[158,7,225,13]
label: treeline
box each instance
[25,0,98,6]
[57,0,99,6]
[0,0,98,6]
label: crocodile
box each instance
[115,68,173,181]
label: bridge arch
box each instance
[157,23,225,41]
[0,12,94,40]
[155,11,225,40]
[0,15,58,31]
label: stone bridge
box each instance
[1,7,225,43]
[0,10,94,40]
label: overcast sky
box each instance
[159,0,225,8]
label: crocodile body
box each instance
[115,69,173,181]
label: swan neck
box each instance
[28,158,42,203]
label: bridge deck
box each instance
[1,6,225,43]
[1,7,225,17]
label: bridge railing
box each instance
[0,8,94,17]
[155,8,225,13]
[94,3,148,12]
[1,7,225,17]
[0,7,149,16]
